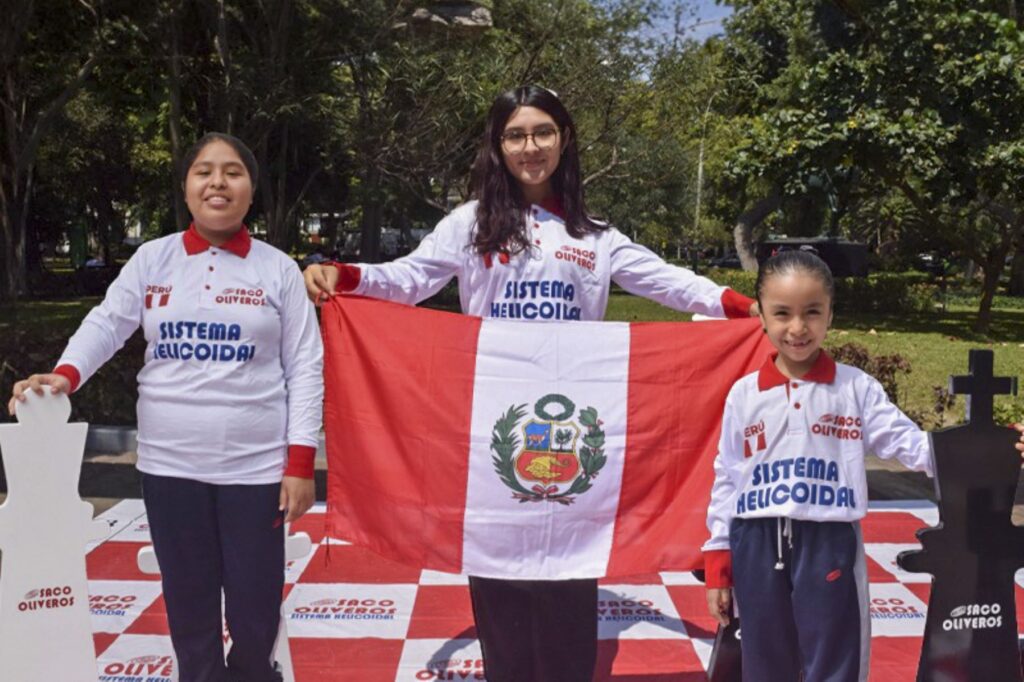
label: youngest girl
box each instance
[703,250,942,682]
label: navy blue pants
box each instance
[730,517,868,682]
[142,473,284,682]
[468,577,597,682]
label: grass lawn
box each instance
[3,291,1022,425]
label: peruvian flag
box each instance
[323,296,772,579]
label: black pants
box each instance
[468,576,597,682]
[142,473,285,682]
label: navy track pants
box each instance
[730,517,869,682]
[142,472,285,682]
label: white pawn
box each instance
[0,391,104,682]
[137,525,313,682]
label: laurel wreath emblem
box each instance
[490,396,607,505]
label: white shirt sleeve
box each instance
[860,375,934,476]
[608,228,728,317]
[703,393,743,552]
[355,212,465,305]
[278,258,324,448]
[56,250,146,387]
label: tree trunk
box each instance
[167,1,188,233]
[1009,247,1024,296]
[359,167,383,262]
[973,238,1013,334]
[733,193,780,271]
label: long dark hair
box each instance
[469,85,605,256]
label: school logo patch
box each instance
[491,394,606,505]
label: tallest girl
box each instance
[305,85,757,681]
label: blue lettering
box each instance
[220,344,235,361]
[807,458,826,480]
[208,323,227,341]
[228,324,241,341]
[197,322,208,339]
[195,344,211,361]
[179,343,193,360]
[819,485,835,505]
[522,303,538,320]
[791,482,810,504]
[565,284,575,301]
[794,457,805,478]
[539,302,555,319]
[771,484,790,505]
[827,461,840,482]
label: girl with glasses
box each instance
[304,84,758,682]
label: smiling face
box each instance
[183,139,253,241]
[500,106,564,203]
[759,270,834,377]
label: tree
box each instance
[717,0,1024,331]
[0,0,106,299]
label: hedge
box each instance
[703,268,938,314]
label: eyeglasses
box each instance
[501,128,560,154]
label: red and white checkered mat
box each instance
[86,501,1024,681]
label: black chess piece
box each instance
[898,349,1024,682]
[707,614,743,682]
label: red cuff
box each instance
[283,444,316,479]
[721,289,756,319]
[53,364,81,393]
[703,550,733,588]
[331,263,361,292]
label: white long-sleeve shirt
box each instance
[56,227,323,485]
[701,351,933,586]
[348,200,752,321]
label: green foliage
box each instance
[834,273,938,314]
[703,267,937,313]
[829,342,912,406]
[993,398,1024,427]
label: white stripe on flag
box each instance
[462,319,631,579]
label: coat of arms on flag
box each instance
[321,295,773,580]
[492,395,606,505]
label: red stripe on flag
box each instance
[321,296,481,573]
[144,293,153,309]
[606,318,771,575]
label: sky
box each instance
[647,1,734,43]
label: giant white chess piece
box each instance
[0,390,103,681]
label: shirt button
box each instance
[794,402,801,409]
[792,382,799,389]
[535,239,541,245]
[208,266,214,272]
[205,285,211,290]
[533,222,540,229]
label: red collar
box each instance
[183,223,252,258]
[757,350,836,391]
[537,195,565,219]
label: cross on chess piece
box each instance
[137,524,314,682]
[898,349,1024,681]
[0,391,106,681]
